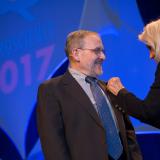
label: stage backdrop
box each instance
[0,0,159,159]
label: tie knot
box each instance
[85,76,97,84]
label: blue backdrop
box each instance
[0,0,159,159]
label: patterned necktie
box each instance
[85,76,123,160]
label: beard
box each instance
[92,60,103,76]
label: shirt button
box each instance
[118,107,122,111]
[115,104,119,108]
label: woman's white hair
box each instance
[138,19,160,55]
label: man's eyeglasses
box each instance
[77,47,106,56]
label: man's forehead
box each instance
[84,34,103,46]
[84,34,101,42]
[86,33,100,38]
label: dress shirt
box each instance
[68,67,118,128]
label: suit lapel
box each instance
[98,80,122,124]
[99,81,129,153]
[61,71,104,129]
[98,81,121,127]
[61,73,128,153]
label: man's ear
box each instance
[71,48,80,62]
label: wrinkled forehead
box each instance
[83,34,103,47]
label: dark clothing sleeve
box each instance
[123,114,143,160]
[106,91,143,160]
[117,63,160,128]
[36,83,71,160]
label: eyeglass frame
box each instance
[77,47,106,56]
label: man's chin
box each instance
[95,70,103,76]
[92,66,103,76]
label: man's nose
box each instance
[99,51,106,60]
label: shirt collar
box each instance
[68,67,86,81]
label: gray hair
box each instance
[65,30,98,57]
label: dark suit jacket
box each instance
[117,63,160,129]
[37,70,142,160]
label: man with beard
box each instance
[36,30,142,160]
[107,19,160,129]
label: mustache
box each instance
[95,59,104,64]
